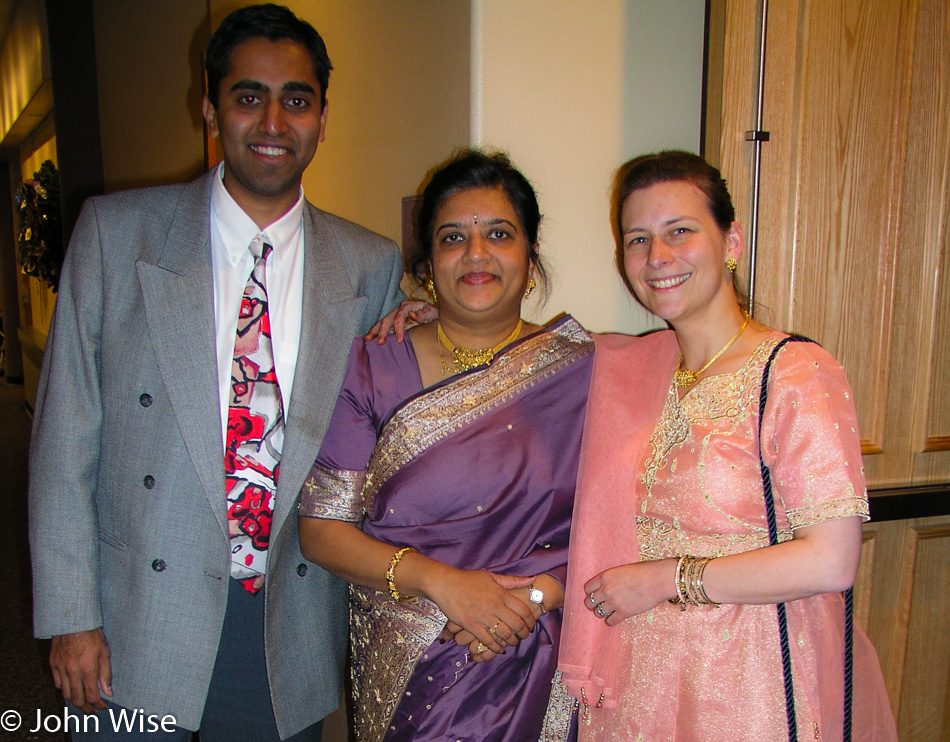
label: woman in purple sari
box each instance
[298,150,592,742]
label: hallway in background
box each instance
[0,378,66,741]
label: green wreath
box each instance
[15,159,63,292]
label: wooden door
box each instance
[709,0,950,487]
[706,0,950,737]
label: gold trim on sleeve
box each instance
[298,466,366,522]
[786,494,869,529]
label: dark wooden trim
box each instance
[45,0,104,245]
[868,484,950,522]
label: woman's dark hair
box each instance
[205,4,333,109]
[411,149,548,294]
[612,150,745,303]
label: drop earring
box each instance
[523,277,536,299]
[425,277,438,305]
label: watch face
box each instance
[529,587,544,605]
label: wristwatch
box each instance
[528,583,547,614]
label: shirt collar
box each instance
[211,162,305,258]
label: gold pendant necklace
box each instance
[673,312,750,388]
[437,319,523,375]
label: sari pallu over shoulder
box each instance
[362,316,593,514]
[558,330,679,714]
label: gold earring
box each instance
[524,277,536,299]
[425,277,438,305]
[726,257,738,274]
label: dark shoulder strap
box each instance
[756,336,815,545]
[757,334,858,742]
[756,335,853,742]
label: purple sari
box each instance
[300,316,592,742]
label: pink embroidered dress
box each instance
[562,330,896,742]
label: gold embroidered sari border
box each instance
[539,670,575,742]
[349,586,447,742]
[298,466,366,522]
[363,319,592,512]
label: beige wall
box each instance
[92,0,208,191]
[98,0,706,335]
[210,0,472,254]
[0,0,48,143]
[475,0,706,334]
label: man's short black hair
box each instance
[205,4,332,109]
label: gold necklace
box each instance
[437,319,523,374]
[673,312,750,388]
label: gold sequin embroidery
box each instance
[298,466,366,522]
[349,586,446,742]
[363,319,592,513]
[539,670,574,742]
[787,493,868,529]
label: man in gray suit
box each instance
[28,5,403,740]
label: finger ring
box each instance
[489,621,500,635]
[595,603,607,618]
[588,592,597,605]
[475,642,488,654]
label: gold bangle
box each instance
[669,555,688,610]
[386,546,417,603]
[691,557,720,606]
[668,555,720,609]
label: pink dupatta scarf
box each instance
[558,330,679,711]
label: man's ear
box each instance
[202,96,219,138]
[318,99,329,144]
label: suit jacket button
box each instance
[143,475,156,489]
[152,559,166,572]
[139,393,153,407]
[297,563,308,577]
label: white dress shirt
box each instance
[209,163,305,448]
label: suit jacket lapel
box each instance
[136,172,229,538]
[274,204,367,532]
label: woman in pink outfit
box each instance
[556,151,897,742]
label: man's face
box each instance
[203,37,328,225]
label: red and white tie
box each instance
[224,237,283,594]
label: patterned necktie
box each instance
[225,237,283,594]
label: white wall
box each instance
[474,0,706,334]
[273,0,472,250]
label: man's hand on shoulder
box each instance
[50,628,113,713]
[365,300,438,344]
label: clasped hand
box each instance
[433,572,537,663]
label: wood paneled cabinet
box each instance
[705,0,949,738]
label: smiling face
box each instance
[430,186,534,328]
[203,37,327,227]
[621,180,742,326]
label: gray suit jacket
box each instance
[28,170,404,736]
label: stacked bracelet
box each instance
[668,555,720,609]
[386,546,417,603]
